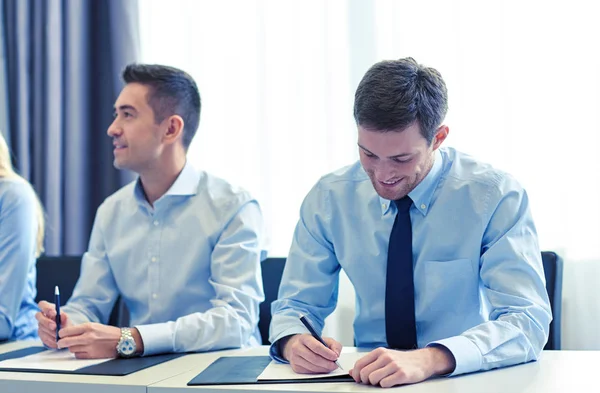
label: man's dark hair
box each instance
[353,57,447,144]
[122,64,201,150]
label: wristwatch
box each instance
[116,327,137,358]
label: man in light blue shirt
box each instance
[35,64,266,358]
[270,58,551,387]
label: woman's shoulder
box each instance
[0,177,37,207]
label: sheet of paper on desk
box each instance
[257,352,365,381]
[0,349,112,371]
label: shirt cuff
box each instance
[135,322,174,356]
[269,338,288,363]
[428,335,482,376]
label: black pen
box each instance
[300,315,342,370]
[54,286,61,342]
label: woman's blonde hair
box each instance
[0,133,45,257]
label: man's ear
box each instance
[164,115,185,145]
[431,125,449,150]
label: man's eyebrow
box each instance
[388,152,412,159]
[357,144,412,159]
[357,144,376,155]
[114,105,138,112]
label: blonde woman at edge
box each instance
[0,133,44,341]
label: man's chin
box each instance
[113,159,127,170]
[374,186,405,201]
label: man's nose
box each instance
[107,119,121,137]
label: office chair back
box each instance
[541,251,563,350]
[35,255,82,305]
[259,257,286,345]
[35,255,128,327]
[37,252,560,348]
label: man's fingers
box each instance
[302,336,338,361]
[60,313,69,326]
[349,367,358,382]
[57,327,91,349]
[57,334,91,349]
[37,300,54,310]
[284,334,341,375]
[38,327,55,341]
[35,311,56,330]
[59,324,88,338]
[323,337,343,356]
[38,325,56,339]
[378,364,409,388]
[34,311,46,323]
[298,350,338,372]
[72,350,91,359]
[37,301,69,325]
[67,345,88,354]
[289,363,313,374]
[286,335,339,374]
[359,356,390,385]
[294,352,337,374]
[353,349,380,370]
[39,331,59,349]
[352,350,380,383]
[38,301,57,318]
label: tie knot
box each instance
[394,196,413,213]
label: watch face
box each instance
[118,337,136,356]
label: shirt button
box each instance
[382,203,387,209]
[152,293,158,299]
[153,220,159,226]
[420,203,426,209]
[151,257,157,263]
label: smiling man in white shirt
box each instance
[35,64,266,358]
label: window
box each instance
[140,0,600,347]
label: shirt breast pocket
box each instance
[420,258,479,314]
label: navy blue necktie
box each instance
[385,196,417,350]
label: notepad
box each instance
[0,346,184,376]
[187,352,367,385]
[0,348,111,371]
[257,352,364,381]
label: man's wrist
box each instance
[425,345,456,376]
[279,334,298,361]
[131,327,144,355]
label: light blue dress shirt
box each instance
[63,162,267,355]
[0,178,39,341]
[270,147,551,376]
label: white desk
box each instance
[148,348,599,393]
[0,341,237,393]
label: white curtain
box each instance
[139,0,600,349]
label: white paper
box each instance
[258,352,365,381]
[0,349,112,371]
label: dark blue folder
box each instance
[0,346,183,376]
[187,356,354,385]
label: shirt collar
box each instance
[163,161,201,197]
[379,149,444,216]
[133,161,201,207]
